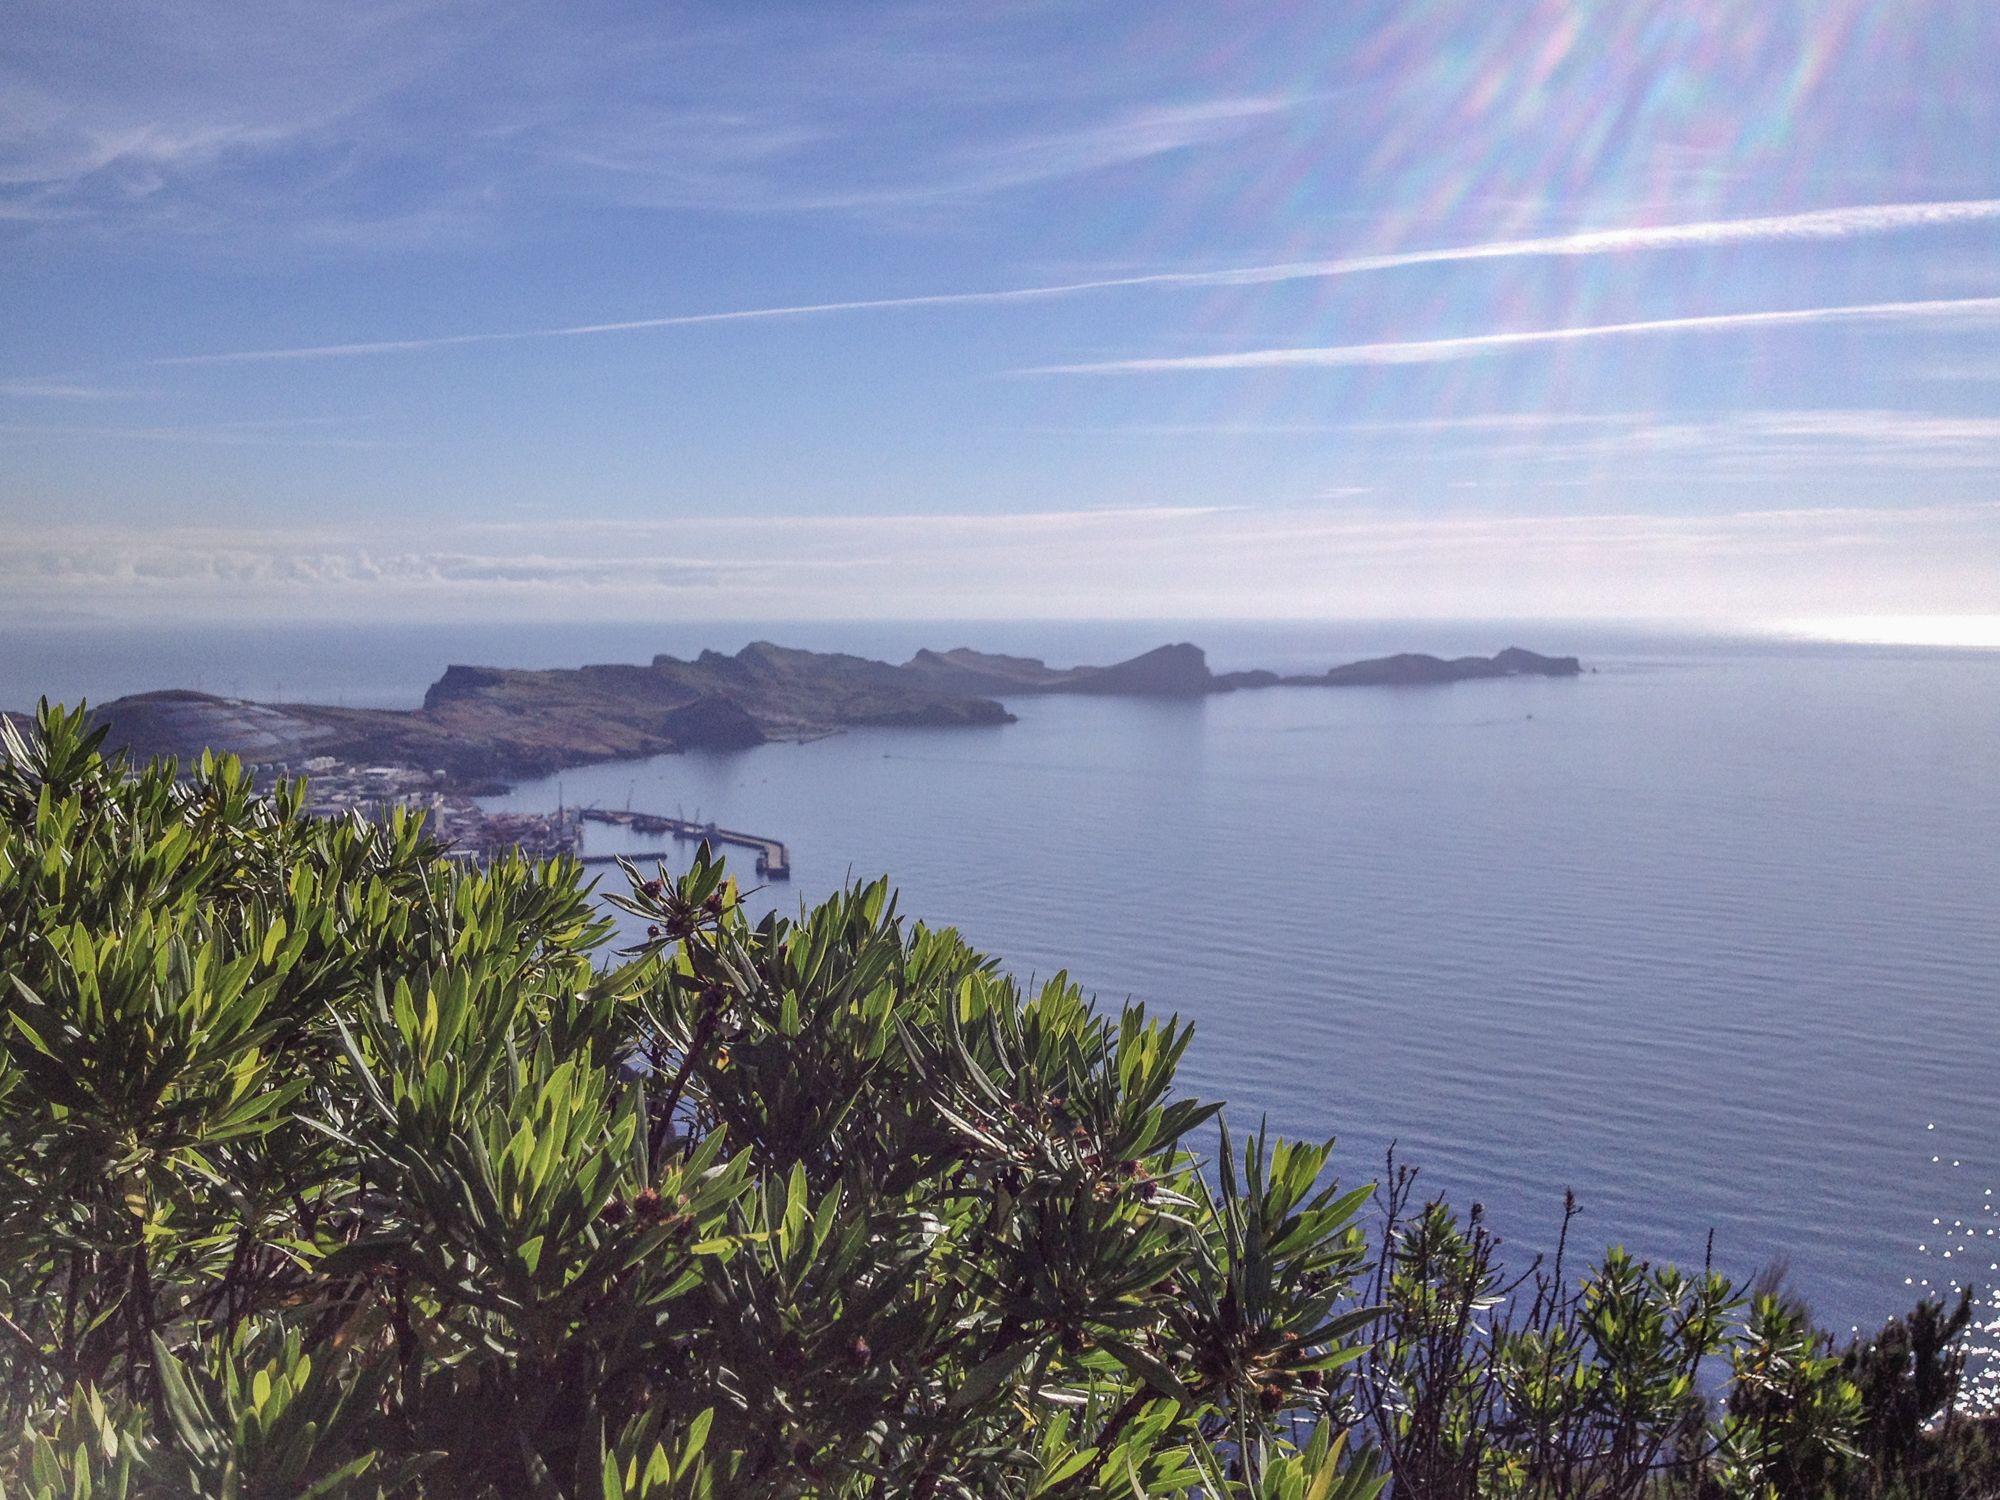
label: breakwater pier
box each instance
[576,807,791,880]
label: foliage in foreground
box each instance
[0,703,1990,1498]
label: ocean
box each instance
[6,618,1998,1377]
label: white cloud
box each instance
[0,416,383,447]
[881,96,1303,201]
[0,379,156,400]
[0,0,464,225]
[1012,414,1648,437]
[0,0,1315,240]
[1911,357,2000,382]
[6,500,1995,624]
[1382,408,2000,475]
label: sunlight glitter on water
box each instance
[1906,1134,1999,1419]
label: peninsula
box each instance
[77,642,1581,788]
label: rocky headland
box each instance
[77,641,1580,788]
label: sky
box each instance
[4,0,1999,629]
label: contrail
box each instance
[149,198,2000,367]
[149,285,1122,366]
[1023,296,2000,375]
[1163,197,2000,286]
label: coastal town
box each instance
[282,757,791,877]
[288,756,582,863]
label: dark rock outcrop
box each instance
[1046,642,1214,697]
[1306,648,1582,687]
[899,648,1071,695]
[659,695,766,751]
[1492,647,1582,676]
[1212,669,1281,692]
[423,665,508,710]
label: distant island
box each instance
[71,642,1582,788]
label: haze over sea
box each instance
[8,618,1998,1377]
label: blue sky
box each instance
[4,0,1999,628]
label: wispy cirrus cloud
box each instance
[1,0,1312,241]
[139,198,2000,366]
[1029,408,2000,460]
[0,378,157,400]
[1910,356,2000,382]
[1711,410,2000,449]
[0,416,385,447]
[0,0,468,230]
[565,94,1310,215]
[454,505,1232,541]
[1399,409,2000,476]
[998,408,2000,496]
[828,95,1305,206]
[1023,296,2000,375]
[1006,413,1650,437]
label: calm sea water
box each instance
[7,620,1998,1376]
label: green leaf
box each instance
[951,1342,1035,1410]
[1098,1336,1196,1409]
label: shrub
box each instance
[0,706,1382,1497]
[0,704,1987,1498]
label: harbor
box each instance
[576,807,791,880]
[277,758,790,879]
